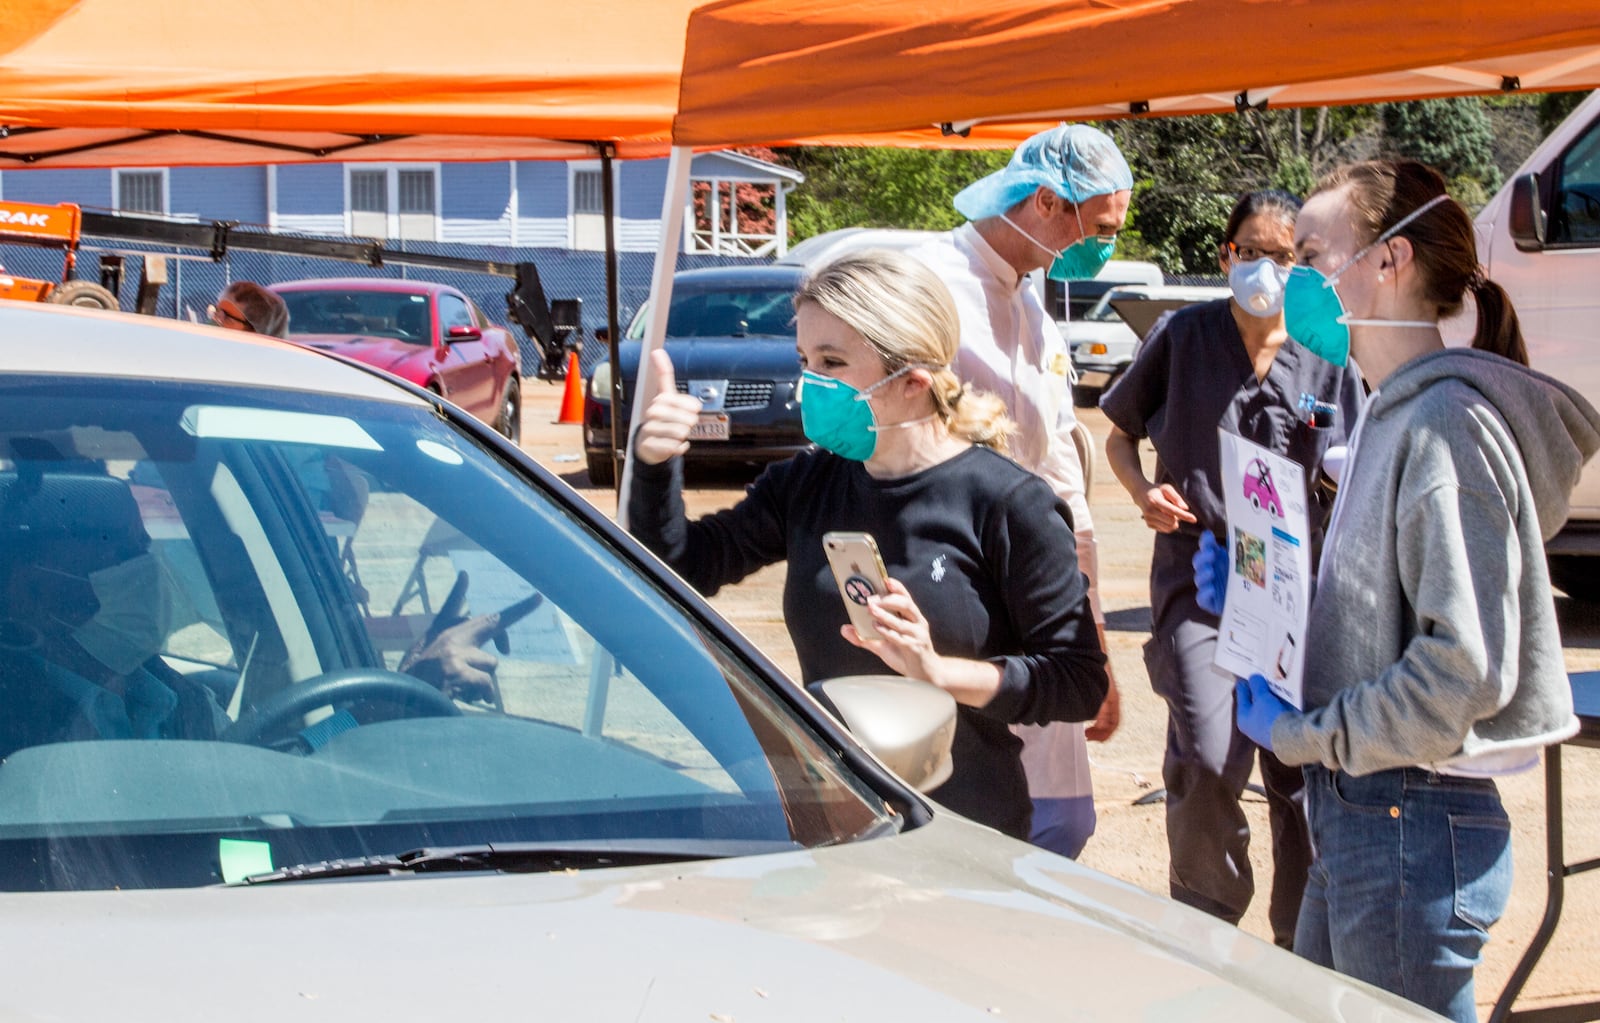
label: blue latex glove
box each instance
[1235,674,1293,752]
[1193,530,1228,616]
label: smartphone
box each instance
[823,531,890,640]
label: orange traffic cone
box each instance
[556,351,584,424]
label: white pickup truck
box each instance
[1466,89,1600,600]
[1068,283,1230,406]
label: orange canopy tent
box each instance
[0,0,703,166]
[673,0,1600,146]
[0,0,1031,168]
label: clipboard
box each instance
[1108,297,1201,341]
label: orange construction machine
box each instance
[0,199,119,308]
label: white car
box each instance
[0,300,1442,1022]
[1069,283,1230,406]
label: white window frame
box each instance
[567,160,620,250]
[113,168,169,215]
[343,164,441,242]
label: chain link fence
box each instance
[2,234,754,379]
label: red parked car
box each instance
[271,278,523,442]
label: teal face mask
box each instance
[1048,234,1117,281]
[1284,192,1453,368]
[1283,264,1352,367]
[798,367,910,461]
[1003,205,1118,282]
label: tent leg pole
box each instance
[615,145,690,531]
[601,145,623,488]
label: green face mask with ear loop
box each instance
[1048,234,1117,281]
[1003,203,1117,281]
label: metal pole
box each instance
[615,146,691,532]
[601,145,623,490]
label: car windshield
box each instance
[625,285,797,340]
[280,289,433,344]
[0,377,892,891]
[1082,292,1133,323]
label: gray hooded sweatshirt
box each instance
[1274,348,1600,776]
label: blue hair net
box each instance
[953,124,1133,221]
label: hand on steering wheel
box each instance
[398,571,545,703]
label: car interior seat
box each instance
[0,467,152,642]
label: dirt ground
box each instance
[520,376,1599,1021]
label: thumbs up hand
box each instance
[634,348,704,466]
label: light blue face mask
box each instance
[1284,193,1451,368]
[798,366,913,462]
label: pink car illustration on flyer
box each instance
[1213,429,1313,709]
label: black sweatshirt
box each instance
[629,445,1108,839]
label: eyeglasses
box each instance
[1228,243,1297,268]
[207,302,257,332]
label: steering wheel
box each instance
[221,668,461,747]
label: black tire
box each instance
[47,279,118,310]
[495,378,523,445]
[1549,555,1600,603]
[1071,383,1101,409]
[586,450,616,488]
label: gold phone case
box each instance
[823,531,888,640]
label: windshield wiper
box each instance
[234,839,790,885]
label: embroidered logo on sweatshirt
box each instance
[930,555,947,583]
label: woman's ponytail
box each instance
[1469,275,1529,367]
[931,370,1015,454]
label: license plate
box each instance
[690,413,730,441]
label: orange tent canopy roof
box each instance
[0,0,709,166]
[0,0,1044,167]
[673,0,1600,146]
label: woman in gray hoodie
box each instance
[1214,160,1600,1022]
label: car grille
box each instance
[675,380,774,411]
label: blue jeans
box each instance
[1296,765,1513,1023]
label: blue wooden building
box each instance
[0,152,803,373]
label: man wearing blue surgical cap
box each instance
[911,123,1132,859]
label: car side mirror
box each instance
[445,324,482,343]
[809,674,955,793]
[1508,173,1546,252]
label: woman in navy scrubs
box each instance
[1101,190,1363,948]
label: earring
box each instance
[1377,272,1386,282]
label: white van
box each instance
[1469,89,1600,600]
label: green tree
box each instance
[1378,98,1501,192]
[1106,105,1376,272]
[1538,89,1590,136]
[775,147,1010,239]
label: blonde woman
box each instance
[629,249,1109,839]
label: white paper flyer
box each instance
[1213,429,1313,709]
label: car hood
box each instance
[289,335,430,380]
[0,816,1436,1022]
[614,339,801,382]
